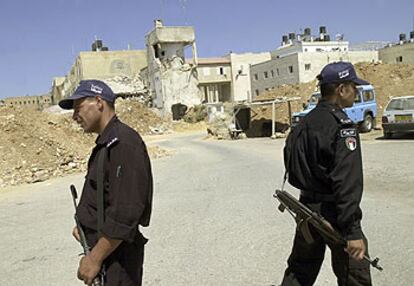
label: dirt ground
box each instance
[251,62,414,133]
[0,98,175,188]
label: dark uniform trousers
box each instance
[85,228,148,286]
[280,201,372,286]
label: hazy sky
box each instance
[0,0,413,99]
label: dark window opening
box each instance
[153,45,160,58]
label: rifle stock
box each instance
[273,189,383,271]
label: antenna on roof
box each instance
[160,0,164,21]
[179,0,188,25]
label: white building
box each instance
[229,52,271,102]
[250,27,378,98]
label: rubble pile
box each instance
[253,62,414,128]
[116,98,171,135]
[0,101,170,188]
[206,103,240,140]
[105,74,150,103]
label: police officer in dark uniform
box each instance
[59,80,153,286]
[280,62,372,286]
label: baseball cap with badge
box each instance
[317,62,370,86]
[58,80,116,110]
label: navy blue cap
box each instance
[58,80,116,109]
[317,62,370,86]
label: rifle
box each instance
[70,184,105,286]
[273,189,383,271]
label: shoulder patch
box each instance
[329,109,353,126]
[345,137,357,151]
[106,137,119,148]
[340,128,357,137]
[339,118,353,125]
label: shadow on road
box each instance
[375,132,414,140]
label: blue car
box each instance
[291,85,377,132]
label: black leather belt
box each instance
[300,190,335,202]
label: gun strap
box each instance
[281,170,288,191]
[97,147,108,237]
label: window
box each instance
[406,98,414,109]
[276,68,280,76]
[255,89,259,96]
[354,91,362,104]
[219,67,224,75]
[305,64,311,71]
[271,70,274,77]
[288,66,294,73]
[153,45,160,58]
[363,90,375,102]
[386,98,404,111]
[396,56,403,63]
[254,73,258,81]
[264,71,268,79]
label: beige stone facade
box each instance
[55,50,147,102]
[193,57,232,103]
[3,94,52,109]
[379,41,414,64]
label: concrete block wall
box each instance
[250,53,300,98]
[379,42,414,64]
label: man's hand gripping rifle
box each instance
[70,185,105,286]
[273,189,383,271]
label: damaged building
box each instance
[52,39,148,105]
[143,20,201,113]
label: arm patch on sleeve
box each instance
[340,128,357,137]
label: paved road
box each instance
[0,132,413,285]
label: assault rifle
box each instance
[70,185,105,286]
[273,189,383,271]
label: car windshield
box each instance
[386,97,414,111]
[386,99,404,110]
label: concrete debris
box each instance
[105,74,146,94]
[206,103,239,140]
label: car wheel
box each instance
[361,114,373,132]
[383,131,392,139]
